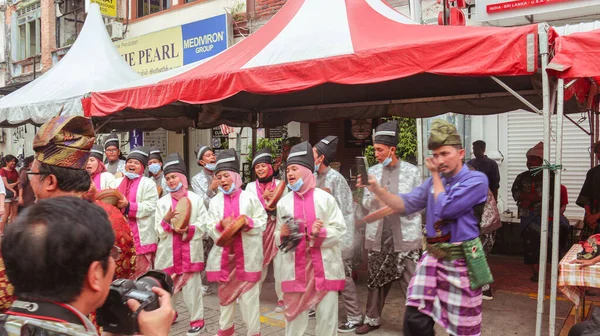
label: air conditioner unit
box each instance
[105,21,123,40]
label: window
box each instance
[16,2,41,60]
[137,0,170,18]
[56,0,85,48]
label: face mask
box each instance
[314,163,321,172]
[219,183,236,195]
[382,149,393,167]
[148,163,162,174]
[123,172,140,180]
[288,178,304,192]
[205,163,216,171]
[166,182,183,192]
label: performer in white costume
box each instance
[86,144,114,191]
[148,147,168,197]
[206,148,267,336]
[244,148,285,312]
[275,141,347,336]
[103,132,126,175]
[155,153,206,336]
[110,146,159,278]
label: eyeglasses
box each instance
[109,245,121,260]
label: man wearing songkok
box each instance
[31,116,136,282]
[275,141,346,336]
[359,119,492,336]
[356,120,422,334]
[155,153,207,336]
[312,136,362,333]
[245,147,285,312]
[86,144,115,191]
[110,146,159,279]
[512,142,569,282]
[148,147,168,197]
[206,148,267,336]
[103,132,125,175]
[577,141,600,238]
[191,145,219,295]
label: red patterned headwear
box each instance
[33,116,95,169]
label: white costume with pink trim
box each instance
[206,189,267,336]
[154,190,206,329]
[275,187,346,335]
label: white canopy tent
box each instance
[0,3,141,126]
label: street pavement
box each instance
[169,255,572,335]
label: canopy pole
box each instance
[490,76,542,115]
[535,23,551,336]
[549,78,564,335]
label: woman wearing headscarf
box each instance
[244,147,286,312]
[86,145,115,191]
[274,141,346,336]
[148,147,168,197]
[155,153,207,336]
[110,146,159,279]
[206,148,267,336]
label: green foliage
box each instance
[246,137,282,163]
[364,117,418,166]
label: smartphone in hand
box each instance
[356,156,370,186]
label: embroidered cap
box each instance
[374,121,399,147]
[194,145,213,163]
[252,148,273,168]
[163,153,186,176]
[526,142,543,159]
[148,147,163,163]
[314,135,338,164]
[427,119,462,150]
[287,141,314,172]
[90,144,104,161]
[126,146,150,167]
[215,148,240,174]
[33,116,95,169]
[104,132,120,150]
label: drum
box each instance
[215,215,248,247]
[361,206,396,224]
[278,216,305,253]
[265,182,287,211]
[96,189,124,207]
[171,197,191,231]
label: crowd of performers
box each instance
[0,115,496,336]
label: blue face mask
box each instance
[166,182,183,193]
[205,163,216,171]
[382,149,394,167]
[148,163,162,174]
[123,172,140,180]
[314,163,321,172]
[288,178,304,192]
[219,183,236,195]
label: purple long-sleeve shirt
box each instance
[400,165,488,243]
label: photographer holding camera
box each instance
[0,196,175,336]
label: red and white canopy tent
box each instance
[82,0,579,131]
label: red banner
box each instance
[486,0,571,13]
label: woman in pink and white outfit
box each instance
[274,141,346,336]
[206,148,267,336]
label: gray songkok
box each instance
[315,135,338,164]
[126,146,150,167]
[215,148,240,174]
[287,141,314,173]
[374,121,399,147]
[163,153,186,175]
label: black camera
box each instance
[96,270,174,335]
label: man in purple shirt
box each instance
[468,140,500,200]
[359,119,491,336]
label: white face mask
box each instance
[205,163,217,171]
[166,182,183,192]
[148,163,162,174]
[123,172,140,180]
[219,183,236,195]
[287,178,304,192]
[382,149,393,167]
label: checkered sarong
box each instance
[559,244,600,306]
[406,252,482,336]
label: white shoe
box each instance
[202,285,213,296]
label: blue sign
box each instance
[129,129,144,150]
[181,13,228,65]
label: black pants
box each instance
[403,306,435,336]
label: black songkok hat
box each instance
[126,146,150,167]
[286,141,314,173]
[195,145,212,162]
[104,132,120,150]
[90,144,104,161]
[373,120,399,147]
[314,135,338,164]
[148,147,163,163]
[252,148,272,168]
[215,148,240,174]
[163,153,186,175]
